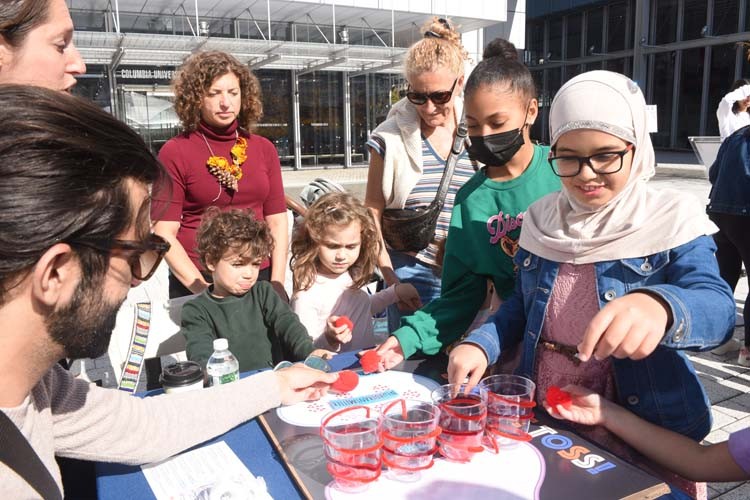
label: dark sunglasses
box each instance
[406,78,458,106]
[68,233,171,281]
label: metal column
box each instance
[292,70,302,170]
[343,71,352,168]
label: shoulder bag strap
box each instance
[0,410,63,500]
[432,110,468,209]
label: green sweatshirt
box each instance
[393,144,561,358]
[180,281,315,372]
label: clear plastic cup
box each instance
[431,383,488,462]
[320,406,382,493]
[479,374,536,448]
[380,399,441,482]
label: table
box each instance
[95,353,670,500]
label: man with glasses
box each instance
[0,86,337,499]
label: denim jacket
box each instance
[465,235,735,441]
[707,125,750,215]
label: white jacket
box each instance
[717,84,750,140]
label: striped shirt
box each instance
[368,135,476,266]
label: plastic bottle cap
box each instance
[213,338,229,351]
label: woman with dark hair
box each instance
[717,78,750,140]
[365,17,475,331]
[0,0,86,90]
[374,38,560,369]
[152,51,289,300]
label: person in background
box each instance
[0,85,337,499]
[374,38,560,369]
[181,208,332,371]
[152,51,289,301]
[290,193,420,352]
[448,71,735,499]
[545,384,749,483]
[717,79,750,141]
[364,16,474,331]
[0,0,86,91]
[706,125,750,365]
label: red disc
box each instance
[359,350,381,374]
[333,316,354,331]
[331,370,359,393]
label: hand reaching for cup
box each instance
[447,343,488,388]
[577,292,670,363]
[274,364,339,405]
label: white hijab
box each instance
[519,71,715,264]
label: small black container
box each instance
[159,361,204,393]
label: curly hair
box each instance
[291,193,380,293]
[196,207,274,269]
[172,51,263,133]
[404,17,468,79]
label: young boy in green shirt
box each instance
[180,208,330,372]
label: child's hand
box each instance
[577,292,670,362]
[373,336,405,371]
[394,283,422,311]
[325,316,353,346]
[447,343,488,387]
[310,348,337,360]
[544,385,612,427]
[274,364,339,405]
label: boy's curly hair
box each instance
[172,51,263,133]
[196,207,273,268]
[291,193,380,293]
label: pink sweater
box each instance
[0,364,281,498]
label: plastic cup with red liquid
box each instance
[431,383,488,462]
[480,374,536,449]
[320,406,383,493]
[380,399,441,482]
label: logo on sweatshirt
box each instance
[487,211,524,258]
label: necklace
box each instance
[201,130,248,191]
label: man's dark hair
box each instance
[0,0,48,47]
[0,84,165,303]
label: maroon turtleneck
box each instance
[152,120,285,271]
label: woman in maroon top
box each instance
[152,51,288,299]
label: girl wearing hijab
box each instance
[448,71,735,499]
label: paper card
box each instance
[141,441,271,500]
[646,104,658,133]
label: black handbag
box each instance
[381,117,468,252]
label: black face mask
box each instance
[467,127,525,167]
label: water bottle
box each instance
[206,338,239,386]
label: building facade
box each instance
[526,0,750,149]
[70,0,515,168]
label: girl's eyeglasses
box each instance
[406,78,458,106]
[548,144,634,177]
[68,233,171,281]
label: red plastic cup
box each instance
[480,374,536,448]
[380,399,441,482]
[320,406,383,493]
[431,384,488,462]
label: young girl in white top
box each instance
[717,79,750,140]
[291,193,421,351]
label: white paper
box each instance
[141,441,272,500]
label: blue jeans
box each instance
[387,251,442,333]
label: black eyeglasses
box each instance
[68,233,171,281]
[548,144,634,177]
[406,78,458,106]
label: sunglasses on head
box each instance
[406,78,458,106]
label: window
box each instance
[548,18,563,60]
[682,0,707,41]
[604,58,629,76]
[650,52,676,147]
[607,2,628,52]
[298,72,344,166]
[528,20,545,65]
[713,0,740,35]
[654,0,678,45]
[676,48,705,148]
[586,8,604,53]
[256,70,293,164]
[566,14,582,59]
